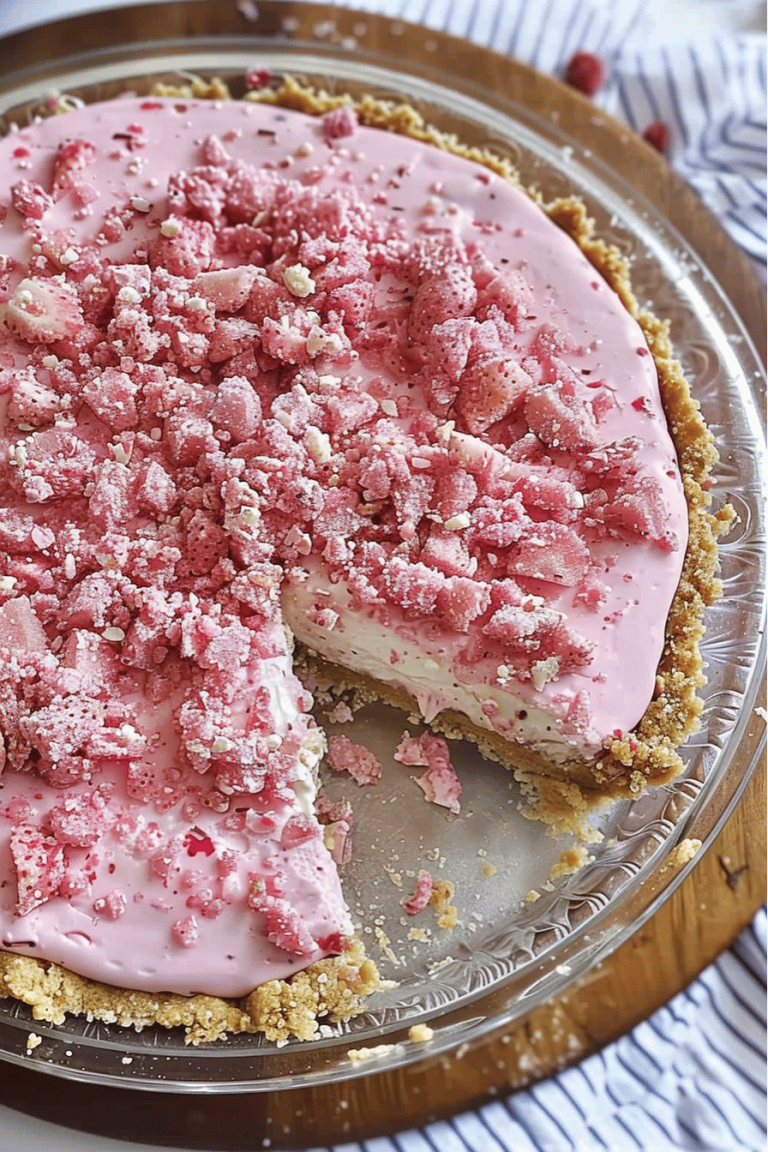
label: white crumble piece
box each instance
[101,626,126,642]
[121,1055,133,1065]
[347,1042,403,1064]
[443,511,471,531]
[26,1032,42,1052]
[130,196,151,213]
[160,218,181,237]
[283,263,316,297]
[531,656,561,692]
[408,1023,434,1044]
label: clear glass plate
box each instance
[0,10,764,1093]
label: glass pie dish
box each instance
[0,1,764,1094]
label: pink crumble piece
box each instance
[320,105,358,141]
[51,139,97,198]
[403,869,434,916]
[9,824,66,916]
[326,700,354,725]
[93,889,128,920]
[326,734,383,786]
[395,732,462,815]
[247,887,317,957]
[245,67,272,91]
[172,914,200,949]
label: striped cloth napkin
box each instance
[0,3,764,1151]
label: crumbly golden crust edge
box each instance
[0,74,730,1044]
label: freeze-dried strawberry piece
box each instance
[193,266,259,313]
[164,410,217,466]
[252,893,317,958]
[3,277,84,344]
[602,475,679,552]
[313,487,366,542]
[408,265,477,346]
[149,217,216,278]
[435,575,491,633]
[403,869,434,915]
[395,732,462,815]
[523,381,599,452]
[9,823,65,916]
[477,269,535,329]
[10,180,53,221]
[81,366,139,432]
[47,786,114,848]
[172,915,199,948]
[327,734,383,786]
[324,390,377,439]
[321,105,358,140]
[565,51,605,97]
[509,522,590,585]
[25,694,106,765]
[7,368,64,427]
[133,458,178,515]
[434,470,478,520]
[181,510,229,577]
[454,356,532,434]
[327,279,375,326]
[0,596,47,660]
[379,557,445,615]
[51,139,97,197]
[421,318,475,409]
[210,374,262,443]
[279,813,319,850]
[420,530,472,579]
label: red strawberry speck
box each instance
[565,51,605,97]
[246,68,272,91]
[184,832,215,857]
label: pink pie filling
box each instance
[0,97,687,997]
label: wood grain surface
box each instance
[0,4,765,1149]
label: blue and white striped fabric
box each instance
[0,2,764,1151]
[310,915,767,1152]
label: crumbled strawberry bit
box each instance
[93,889,128,919]
[403,869,434,915]
[395,732,462,815]
[247,884,317,956]
[51,139,97,198]
[320,106,358,140]
[326,735,383,786]
[172,914,199,948]
[245,68,272,91]
[9,823,65,916]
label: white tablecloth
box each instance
[0,2,765,1150]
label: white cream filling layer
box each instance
[283,575,601,764]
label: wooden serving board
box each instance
[1,4,765,1148]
